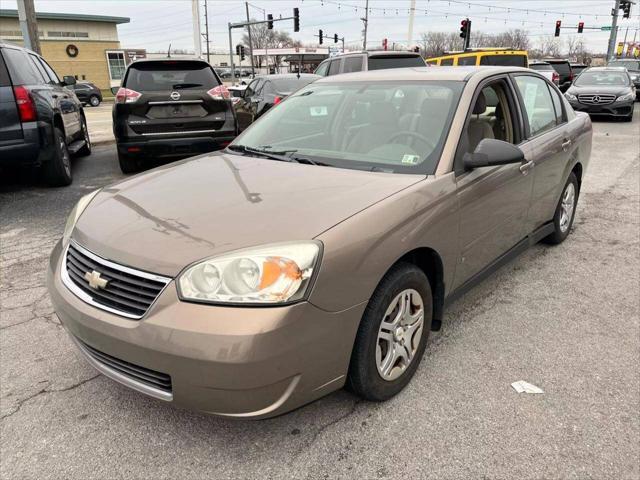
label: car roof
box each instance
[256,73,320,80]
[314,66,530,83]
[541,58,570,63]
[585,66,628,72]
[335,50,422,58]
[529,61,551,66]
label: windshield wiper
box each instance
[172,83,202,89]
[227,145,328,166]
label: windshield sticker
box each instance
[309,106,328,116]
[401,154,420,165]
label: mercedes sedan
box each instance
[48,66,592,418]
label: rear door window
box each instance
[480,55,527,67]
[367,55,425,70]
[2,48,43,85]
[514,75,558,137]
[28,55,49,83]
[548,84,565,125]
[124,61,220,91]
[314,61,329,76]
[440,58,454,66]
[343,56,364,73]
[457,55,477,66]
[38,58,61,83]
[0,52,10,86]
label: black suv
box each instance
[68,81,103,106]
[112,59,237,173]
[0,42,91,186]
[542,59,574,92]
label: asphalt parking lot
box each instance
[1,110,638,479]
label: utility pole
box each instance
[228,23,236,84]
[192,0,202,59]
[17,0,40,54]
[362,0,369,50]
[244,2,256,78]
[203,0,210,64]
[607,0,622,60]
[407,0,416,48]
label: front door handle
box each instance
[519,159,535,175]
[562,139,572,151]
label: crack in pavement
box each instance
[0,375,100,421]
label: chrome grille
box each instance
[62,241,171,319]
[578,94,615,105]
[76,336,172,395]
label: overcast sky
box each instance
[5,0,640,53]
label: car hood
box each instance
[568,85,632,96]
[73,152,422,276]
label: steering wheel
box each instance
[388,131,436,151]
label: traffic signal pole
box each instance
[607,0,622,60]
[244,2,256,78]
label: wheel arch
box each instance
[393,247,445,331]
[571,162,583,192]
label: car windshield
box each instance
[607,60,640,70]
[574,71,629,86]
[231,81,464,174]
[124,61,219,91]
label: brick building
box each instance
[0,9,137,93]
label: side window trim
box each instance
[546,82,567,125]
[38,57,60,83]
[452,74,523,175]
[27,54,48,83]
[510,73,563,140]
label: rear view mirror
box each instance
[464,138,524,169]
[111,86,120,96]
[62,75,76,86]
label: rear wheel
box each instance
[76,116,91,157]
[41,127,72,186]
[544,172,578,245]
[89,95,100,107]
[347,263,432,401]
[118,151,143,174]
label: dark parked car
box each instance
[0,42,91,186]
[564,67,635,121]
[68,81,102,107]
[111,59,237,173]
[314,51,426,77]
[235,73,319,132]
[542,59,574,92]
[570,63,588,78]
[607,58,640,99]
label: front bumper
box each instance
[569,100,634,117]
[47,240,365,418]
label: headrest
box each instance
[369,101,397,125]
[473,91,487,115]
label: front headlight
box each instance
[177,242,322,305]
[616,92,635,102]
[62,190,100,246]
[564,92,577,102]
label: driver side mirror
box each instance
[463,138,524,170]
[62,75,76,86]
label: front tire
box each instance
[41,127,72,186]
[347,263,432,402]
[118,151,143,174]
[544,172,578,245]
[89,95,100,107]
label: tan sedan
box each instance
[48,66,592,418]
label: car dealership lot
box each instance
[1,111,638,479]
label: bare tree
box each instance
[419,31,461,57]
[419,28,531,57]
[536,35,562,58]
[241,21,301,70]
[566,36,590,62]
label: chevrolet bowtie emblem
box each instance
[84,270,108,290]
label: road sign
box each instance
[601,26,612,31]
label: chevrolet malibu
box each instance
[48,67,592,418]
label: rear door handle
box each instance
[562,139,572,151]
[519,160,535,175]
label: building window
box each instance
[47,31,89,38]
[106,51,126,81]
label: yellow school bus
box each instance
[425,49,528,67]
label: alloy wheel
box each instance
[559,182,575,233]
[376,289,425,381]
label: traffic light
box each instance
[334,33,338,43]
[235,45,245,61]
[267,14,273,30]
[460,19,468,39]
[578,21,584,33]
[293,8,299,32]
[319,29,323,44]
[622,1,631,18]
[413,46,420,53]
[382,38,388,51]
[555,20,561,37]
